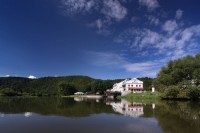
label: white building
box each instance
[111,78,144,96]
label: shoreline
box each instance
[62,95,103,99]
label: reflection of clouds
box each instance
[24,112,32,117]
[0,113,4,117]
[125,118,162,133]
[107,99,144,117]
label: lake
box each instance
[0,97,199,133]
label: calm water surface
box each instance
[0,97,199,133]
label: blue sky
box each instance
[0,0,200,79]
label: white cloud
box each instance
[28,75,37,79]
[138,0,160,11]
[162,20,178,34]
[115,18,200,60]
[115,28,162,50]
[61,0,96,14]
[101,0,127,21]
[175,9,183,19]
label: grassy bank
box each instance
[118,91,160,103]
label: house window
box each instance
[136,85,138,87]
[131,85,133,87]
[139,85,141,87]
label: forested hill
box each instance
[0,76,153,96]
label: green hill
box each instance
[0,76,153,97]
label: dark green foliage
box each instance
[162,86,179,99]
[58,83,77,96]
[0,88,19,96]
[154,53,200,99]
[186,87,200,100]
[154,53,200,89]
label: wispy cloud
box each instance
[88,18,112,35]
[101,0,127,21]
[87,51,163,77]
[87,51,128,67]
[114,9,200,60]
[146,15,160,25]
[175,9,183,19]
[138,0,160,11]
[61,0,127,34]
[162,20,178,34]
[61,0,97,14]
[130,16,139,23]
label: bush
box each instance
[186,87,200,100]
[163,86,180,99]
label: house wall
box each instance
[125,83,143,91]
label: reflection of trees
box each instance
[107,99,200,133]
[154,101,200,133]
[0,98,199,133]
[0,98,114,117]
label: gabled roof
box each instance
[125,78,143,84]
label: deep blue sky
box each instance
[0,0,200,79]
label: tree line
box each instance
[0,76,153,97]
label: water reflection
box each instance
[24,112,32,117]
[74,97,84,102]
[74,97,101,103]
[0,97,199,133]
[106,99,144,117]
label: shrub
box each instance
[186,87,200,100]
[163,86,179,99]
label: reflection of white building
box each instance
[111,78,144,96]
[107,99,144,117]
[24,112,32,117]
[74,97,84,102]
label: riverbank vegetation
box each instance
[119,92,160,103]
[0,76,153,97]
[154,53,200,100]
